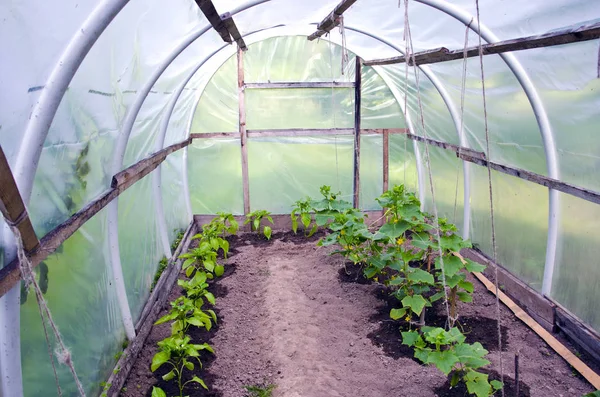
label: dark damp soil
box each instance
[434,368,531,397]
[122,229,595,397]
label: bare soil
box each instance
[121,231,595,397]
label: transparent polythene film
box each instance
[20,207,126,397]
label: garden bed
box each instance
[120,230,594,397]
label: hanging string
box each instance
[8,226,86,397]
[403,0,452,325]
[402,0,410,189]
[474,0,505,393]
[453,20,473,224]
[338,16,350,75]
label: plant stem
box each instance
[449,286,457,328]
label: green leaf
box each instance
[162,370,175,381]
[182,258,195,269]
[307,224,318,237]
[301,213,311,228]
[185,266,194,278]
[186,316,204,327]
[411,232,436,250]
[204,292,216,305]
[457,291,473,303]
[378,221,411,239]
[436,255,464,277]
[191,376,208,390]
[266,215,274,224]
[402,294,428,315]
[184,361,194,371]
[450,371,460,387]
[253,218,260,231]
[430,291,445,302]
[401,330,420,347]
[151,351,170,372]
[427,350,459,375]
[390,307,407,320]
[172,320,183,335]
[263,226,272,240]
[465,370,492,397]
[151,387,167,397]
[407,268,435,285]
[214,265,224,277]
[154,312,176,325]
[454,342,490,369]
[207,309,217,323]
[458,280,474,293]
[490,380,503,391]
[291,216,298,234]
[465,259,486,273]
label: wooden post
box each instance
[352,57,362,209]
[0,147,39,252]
[382,129,389,193]
[238,47,250,215]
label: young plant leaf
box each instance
[390,307,407,320]
[457,291,473,303]
[263,226,272,240]
[401,294,428,315]
[465,259,486,273]
[401,330,420,347]
[427,350,459,375]
[162,370,175,381]
[151,351,171,372]
[214,265,225,277]
[407,268,435,285]
[151,387,167,397]
[191,376,209,390]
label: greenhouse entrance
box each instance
[2,0,600,396]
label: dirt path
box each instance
[122,232,595,397]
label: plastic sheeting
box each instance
[2,0,600,395]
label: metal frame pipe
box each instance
[415,0,560,296]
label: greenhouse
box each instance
[1,0,600,396]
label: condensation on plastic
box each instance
[20,207,125,397]
[117,172,163,320]
[188,139,244,215]
[552,194,600,331]
[469,166,549,289]
[161,150,190,242]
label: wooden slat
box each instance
[382,129,389,193]
[554,303,600,363]
[221,12,247,51]
[364,22,600,67]
[353,57,362,209]
[238,47,251,215]
[191,128,407,139]
[106,221,198,397]
[195,0,232,43]
[190,132,238,139]
[308,0,359,41]
[406,132,486,160]
[244,82,355,89]
[0,140,191,298]
[473,271,600,389]
[0,147,39,252]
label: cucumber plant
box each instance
[402,327,503,397]
[151,335,214,397]
[245,210,274,240]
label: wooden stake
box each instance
[383,129,389,193]
[0,146,39,252]
[353,57,362,209]
[238,47,251,215]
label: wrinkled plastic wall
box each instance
[2,0,600,395]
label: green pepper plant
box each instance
[245,210,274,240]
[154,295,217,336]
[291,197,318,236]
[150,335,214,397]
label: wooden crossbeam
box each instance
[189,128,408,140]
[244,82,355,89]
[221,12,247,51]
[195,0,232,43]
[308,0,358,41]
[364,22,600,67]
[0,147,39,252]
[0,139,191,298]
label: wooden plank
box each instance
[195,0,232,43]
[244,82,355,89]
[221,12,247,51]
[238,47,251,215]
[554,304,600,363]
[406,132,486,160]
[364,22,600,67]
[353,56,362,209]
[190,132,238,139]
[106,221,198,397]
[111,139,190,191]
[458,151,600,206]
[473,271,600,389]
[0,140,191,298]
[190,128,407,140]
[462,248,556,330]
[308,0,358,41]
[382,129,389,193]
[0,147,39,252]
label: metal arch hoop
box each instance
[414,0,559,297]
